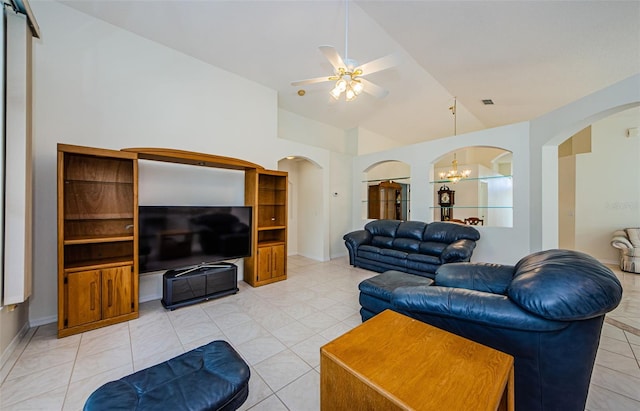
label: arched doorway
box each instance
[278,156,326,261]
[557,106,640,263]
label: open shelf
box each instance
[430,175,512,184]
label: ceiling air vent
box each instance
[482,99,494,105]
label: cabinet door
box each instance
[66,270,102,328]
[271,244,286,278]
[257,246,273,281]
[102,265,134,319]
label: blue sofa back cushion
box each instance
[396,221,428,240]
[365,220,400,237]
[508,249,623,321]
[424,222,481,243]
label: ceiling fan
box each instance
[291,1,399,101]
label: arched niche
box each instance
[432,147,513,227]
[363,160,411,221]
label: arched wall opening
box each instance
[432,146,513,227]
[362,160,410,221]
[555,106,640,263]
[278,156,326,261]
[540,100,640,256]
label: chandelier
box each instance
[330,67,364,101]
[439,153,471,183]
[439,98,471,183]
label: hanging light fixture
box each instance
[439,153,471,183]
[439,98,471,183]
[329,0,365,102]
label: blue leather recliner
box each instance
[389,249,623,411]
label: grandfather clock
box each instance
[437,185,455,221]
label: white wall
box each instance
[297,161,324,260]
[278,109,349,154]
[277,109,352,261]
[28,1,334,325]
[330,151,353,258]
[558,154,576,250]
[574,107,640,263]
[357,127,403,155]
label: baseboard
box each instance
[28,315,57,328]
[0,321,30,371]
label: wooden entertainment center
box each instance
[57,144,288,337]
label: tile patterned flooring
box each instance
[1,255,639,410]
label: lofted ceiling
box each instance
[58,0,640,145]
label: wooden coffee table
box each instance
[320,310,514,411]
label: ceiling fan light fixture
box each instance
[351,79,364,95]
[336,78,348,92]
[330,86,342,100]
[345,86,356,101]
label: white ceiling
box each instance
[59,0,640,145]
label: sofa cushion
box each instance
[508,249,623,321]
[407,253,441,266]
[358,246,408,269]
[365,220,400,237]
[418,241,447,256]
[424,222,481,243]
[359,270,433,301]
[372,235,394,248]
[396,221,427,240]
[380,248,408,259]
[84,340,249,411]
[393,238,421,252]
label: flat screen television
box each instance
[138,206,252,273]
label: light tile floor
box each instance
[1,256,638,410]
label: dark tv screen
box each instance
[138,206,252,273]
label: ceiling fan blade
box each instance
[356,53,400,76]
[291,76,333,87]
[360,78,389,99]
[319,45,346,71]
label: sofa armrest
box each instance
[392,286,567,332]
[611,235,633,250]
[435,262,515,295]
[440,239,476,263]
[343,230,372,265]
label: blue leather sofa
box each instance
[344,220,480,278]
[386,249,623,411]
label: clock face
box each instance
[441,193,450,203]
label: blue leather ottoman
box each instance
[359,270,433,321]
[84,340,250,411]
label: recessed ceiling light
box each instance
[297,90,306,96]
[482,99,494,105]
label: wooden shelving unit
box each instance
[244,169,288,286]
[57,145,287,337]
[368,181,403,220]
[57,144,139,337]
[123,147,288,287]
